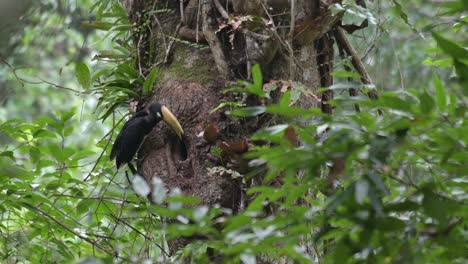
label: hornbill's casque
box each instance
[110,103,184,174]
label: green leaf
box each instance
[453,59,468,88]
[266,105,321,117]
[47,144,63,162]
[419,92,435,114]
[61,110,75,123]
[434,76,447,111]
[143,67,160,96]
[116,62,139,79]
[0,158,33,179]
[380,94,412,113]
[210,101,246,114]
[80,21,114,31]
[71,150,96,162]
[391,0,418,33]
[440,1,467,12]
[230,106,266,117]
[279,91,291,107]
[332,238,352,263]
[376,217,406,231]
[326,186,353,216]
[422,191,458,226]
[29,147,41,164]
[252,64,262,87]
[423,58,453,67]
[432,32,468,60]
[367,172,389,195]
[331,71,362,79]
[384,201,420,212]
[98,102,121,121]
[75,62,91,90]
[76,199,93,214]
[249,64,266,98]
[0,151,14,161]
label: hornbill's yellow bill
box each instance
[161,105,184,140]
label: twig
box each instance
[420,217,464,237]
[179,0,185,23]
[50,194,139,204]
[334,27,379,100]
[201,0,229,79]
[388,174,466,206]
[137,33,145,78]
[212,0,229,18]
[1,57,82,94]
[110,213,170,257]
[27,205,120,258]
[386,29,406,90]
[196,0,201,42]
[289,0,296,80]
[163,22,183,64]
[38,77,82,93]
[260,2,303,73]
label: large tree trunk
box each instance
[123,0,340,256]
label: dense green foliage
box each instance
[0,0,466,263]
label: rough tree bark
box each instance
[122,0,345,258]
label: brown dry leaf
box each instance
[203,123,219,143]
[284,126,298,146]
[228,141,249,154]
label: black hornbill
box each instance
[110,103,184,174]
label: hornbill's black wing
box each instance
[110,111,149,168]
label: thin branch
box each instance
[420,217,464,237]
[137,33,145,78]
[50,194,139,204]
[212,0,229,18]
[334,27,379,100]
[180,0,185,22]
[162,22,183,64]
[260,2,303,72]
[289,0,296,80]
[0,57,82,94]
[27,205,121,258]
[201,0,229,79]
[196,0,201,42]
[386,29,406,90]
[110,213,170,257]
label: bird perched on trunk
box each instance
[110,103,184,174]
